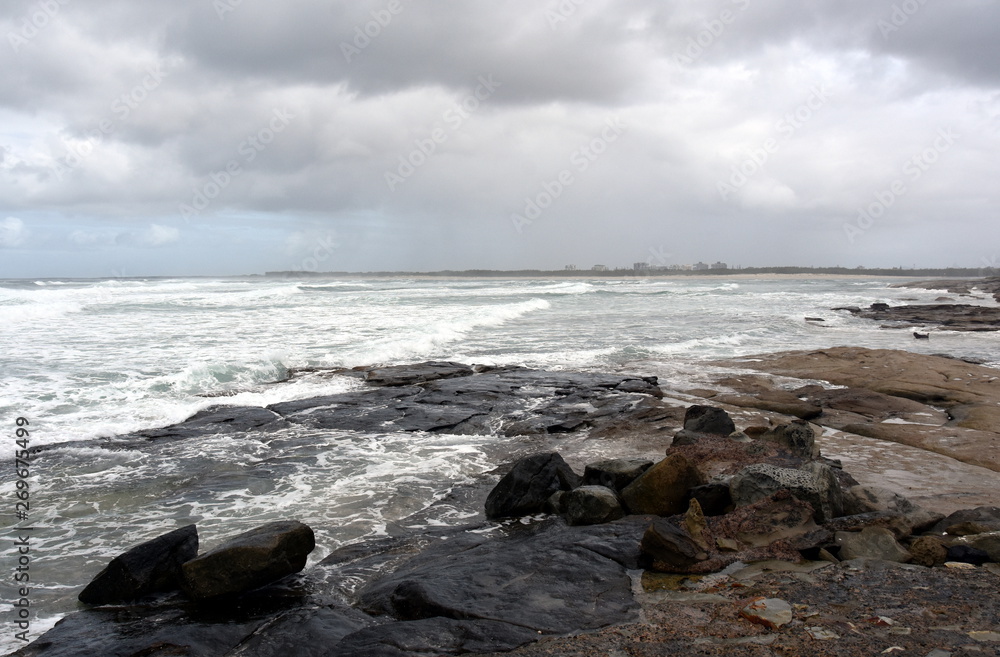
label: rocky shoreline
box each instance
[830,276,1000,332]
[12,351,1000,657]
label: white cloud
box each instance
[0,217,27,248]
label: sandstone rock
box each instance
[621,453,704,516]
[909,536,948,567]
[740,598,793,630]
[844,485,944,532]
[757,420,818,458]
[729,462,843,523]
[562,486,625,526]
[181,521,315,600]
[79,525,198,605]
[682,498,711,551]
[682,405,736,436]
[715,492,826,549]
[583,458,653,491]
[835,527,911,563]
[485,453,582,520]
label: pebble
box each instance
[968,631,1000,642]
[944,561,977,570]
[740,597,793,630]
[925,651,952,657]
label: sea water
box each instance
[1,275,998,648]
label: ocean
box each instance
[2,275,999,648]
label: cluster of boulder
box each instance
[77,520,315,605]
[484,404,1000,575]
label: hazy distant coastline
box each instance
[264,266,993,279]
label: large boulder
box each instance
[844,485,944,532]
[78,525,198,605]
[181,521,315,600]
[621,453,704,516]
[562,486,625,526]
[729,462,844,523]
[683,405,736,436]
[641,493,822,574]
[954,532,1000,562]
[358,518,644,634]
[835,527,911,562]
[485,453,582,519]
[583,458,653,491]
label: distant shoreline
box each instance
[264,267,993,280]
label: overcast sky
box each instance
[1,0,998,277]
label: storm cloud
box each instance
[1,0,998,276]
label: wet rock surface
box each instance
[78,524,198,605]
[15,356,1000,657]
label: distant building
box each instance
[692,262,710,271]
[712,261,728,270]
[592,264,608,271]
[564,264,577,270]
[633,262,649,270]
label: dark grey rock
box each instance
[484,453,582,520]
[357,519,643,634]
[562,485,625,526]
[931,506,1000,535]
[583,458,653,491]
[226,606,372,657]
[364,361,474,386]
[78,525,198,605]
[335,617,539,657]
[181,521,315,600]
[683,405,736,436]
[690,483,732,516]
[7,605,264,657]
[946,545,990,565]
